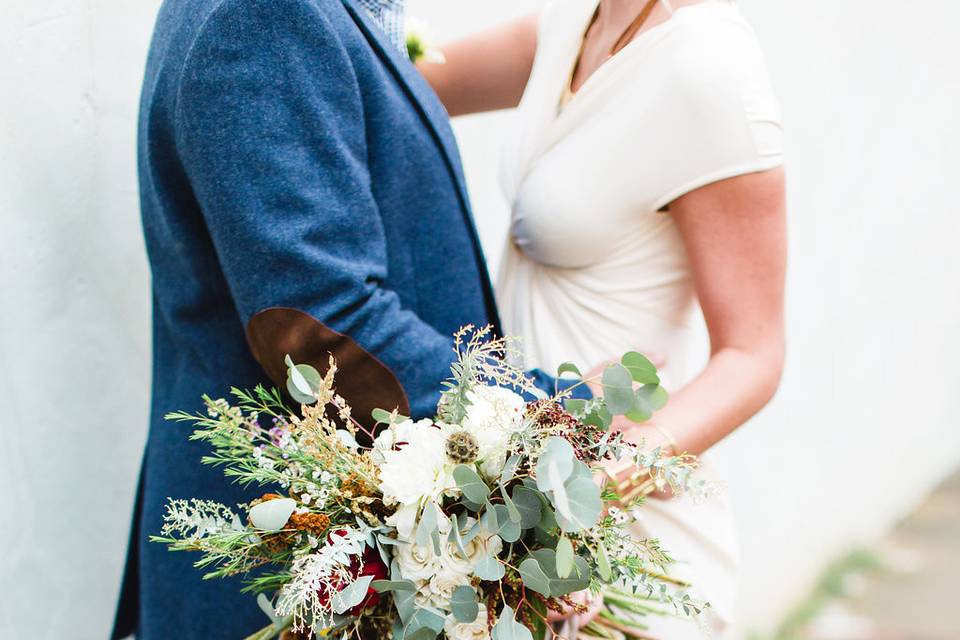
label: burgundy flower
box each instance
[317,530,388,616]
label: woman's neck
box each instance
[596,0,655,29]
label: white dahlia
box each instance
[378,422,457,538]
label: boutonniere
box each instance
[406,17,446,64]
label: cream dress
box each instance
[496,0,784,636]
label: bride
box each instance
[419,0,787,635]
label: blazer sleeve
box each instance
[174,0,455,419]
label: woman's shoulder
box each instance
[652,4,780,120]
[664,4,774,87]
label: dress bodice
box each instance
[496,0,784,386]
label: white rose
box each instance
[461,387,526,478]
[395,541,443,582]
[444,604,491,640]
[420,567,471,609]
[442,527,503,576]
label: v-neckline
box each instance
[560,0,707,112]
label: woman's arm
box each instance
[621,167,788,457]
[417,14,539,116]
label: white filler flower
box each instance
[461,386,526,478]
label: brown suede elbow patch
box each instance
[246,307,410,435]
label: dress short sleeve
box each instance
[648,15,784,212]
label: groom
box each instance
[112,0,584,638]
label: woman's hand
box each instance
[595,428,675,502]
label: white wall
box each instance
[0,1,159,638]
[1,1,958,638]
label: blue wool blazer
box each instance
[112,0,585,637]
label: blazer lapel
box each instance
[339,0,502,331]
[340,0,470,213]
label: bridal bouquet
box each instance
[154,327,709,640]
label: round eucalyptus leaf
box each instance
[454,465,491,504]
[621,351,660,385]
[493,504,521,543]
[601,363,635,415]
[450,586,479,623]
[285,362,322,405]
[518,557,552,597]
[555,477,602,533]
[492,605,533,640]
[511,486,543,530]
[249,498,296,531]
[473,552,505,581]
[535,437,575,493]
[557,362,582,379]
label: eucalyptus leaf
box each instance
[518,557,552,597]
[454,465,491,504]
[529,549,591,596]
[394,580,418,622]
[621,351,660,385]
[563,398,588,416]
[372,579,417,593]
[557,362,582,379]
[492,605,533,640]
[521,549,591,597]
[583,403,613,430]
[547,460,571,520]
[556,535,574,579]
[500,455,521,485]
[594,542,613,582]
[285,360,322,405]
[330,575,374,614]
[493,504,521,543]
[249,498,296,531]
[448,513,467,558]
[511,486,543,529]
[335,429,359,451]
[480,502,499,533]
[601,363,635,415]
[625,384,669,423]
[416,502,439,548]
[371,407,397,424]
[400,607,445,640]
[450,586,479,623]
[473,552,505,581]
[554,476,602,533]
[256,593,279,623]
[535,437,575,493]
[501,487,522,523]
[638,384,669,411]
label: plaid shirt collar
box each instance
[355,0,407,57]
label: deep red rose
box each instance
[316,530,388,616]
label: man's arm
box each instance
[175,0,455,418]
